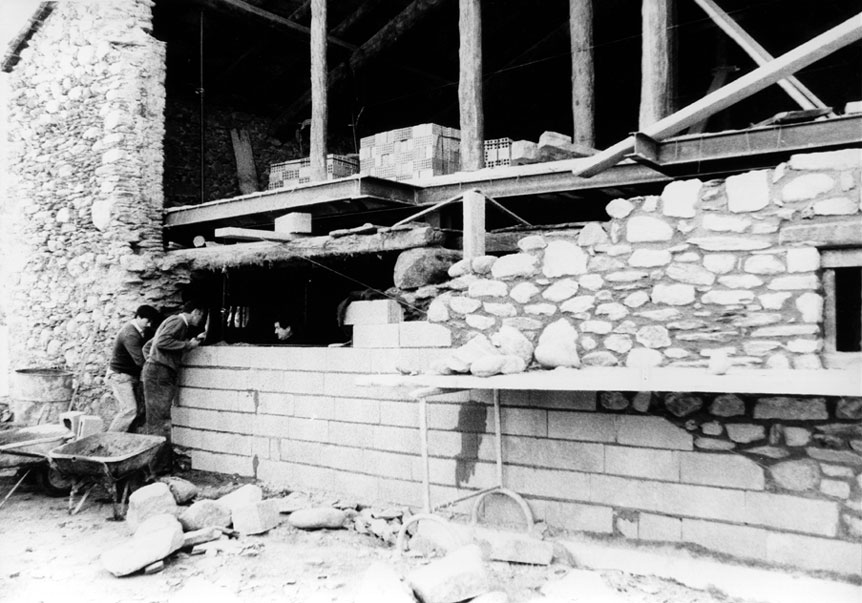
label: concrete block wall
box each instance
[174,345,862,578]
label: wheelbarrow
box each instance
[0,424,75,508]
[49,432,166,519]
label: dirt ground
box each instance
[0,466,772,603]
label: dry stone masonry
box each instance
[1,0,189,418]
[427,148,862,373]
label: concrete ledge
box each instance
[559,536,861,603]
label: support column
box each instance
[310,0,328,181]
[462,190,485,260]
[569,0,595,147]
[459,0,483,171]
[639,0,673,129]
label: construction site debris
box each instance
[407,544,491,603]
[125,482,178,531]
[232,499,282,535]
[177,499,231,531]
[287,506,348,530]
[216,483,262,516]
[180,526,222,548]
[101,513,184,577]
[160,476,198,504]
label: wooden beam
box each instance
[569,0,595,148]
[230,129,259,194]
[691,0,829,112]
[575,11,862,178]
[215,227,304,242]
[187,0,356,51]
[462,190,485,260]
[331,0,387,37]
[310,0,327,182]
[459,0,484,171]
[640,0,674,128]
[271,0,450,134]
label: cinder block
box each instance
[178,388,256,413]
[197,430,254,456]
[373,425,420,454]
[293,395,334,420]
[287,417,329,442]
[255,369,324,395]
[324,347,374,373]
[232,499,282,535]
[427,402,490,431]
[378,477,425,509]
[274,212,312,234]
[767,532,862,576]
[253,414,291,438]
[326,445,369,473]
[682,519,768,560]
[379,401,420,428]
[529,390,597,411]
[352,324,400,348]
[616,416,693,450]
[428,458,497,489]
[506,465,590,501]
[605,446,679,482]
[427,431,496,460]
[328,420,375,448]
[257,392,294,416]
[501,407,548,437]
[190,450,255,477]
[398,321,452,348]
[365,449,421,481]
[343,300,404,325]
[180,367,250,390]
[333,397,380,424]
[638,513,681,542]
[172,408,256,435]
[329,469,381,501]
[548,411,615,443]
[745,491,839,537]
[680,452,765,490]
[539,499,614,534]
[324,372,407,400]
[77,415,104,438]
[504,437,604,473]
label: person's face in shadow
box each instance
[274,322,293,341]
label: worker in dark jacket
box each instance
[141,300,206,455]
[106,305,161,432]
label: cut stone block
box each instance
[352,324,400,348]
[217,484,262,516]
[407,544,491,603]
[352,562,415,603]
[232,499,282,535]
[398,321,452,348]
[288,507,347,530]
[181,527,222,548]
[126,482,179,532]
[274,212,312,234]
[472,526,554,565]
[178,499,232,531]
[343,300,404,325]
[101,514,184,577]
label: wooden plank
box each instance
[823,268,838,353]
[462,190,485,260]
[188,0,356,51]
[569,0,595,147]
[639,0,673,128]
[310,0,327,182]
[576,11,862,177]
[459,0,484,171]
[171,226,447,268]
[357,367,862,397]
[691,0,829,112]
[229,129,259,195]
[215,227,304,242]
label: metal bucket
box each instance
[10,368,74,426]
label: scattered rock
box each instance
[288,507,347,530]
[232,499,282,535]
[101,514,184,577]
[178,499,232,532]
[407,544,491,603]
[181,526,222,548]
[126,482,178,531]
[352,562,416,603]
[217,484,263,516]
[160,476,198,504]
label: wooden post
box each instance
[639,0,673,129]
[459,0,483,171]
[569,0,595,148]
[310,0,327,182]
[462,190,485,260]
[229,128,259,194]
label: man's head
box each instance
[274,315,293,341]
[182,300,207,327]
[133,305,161,330]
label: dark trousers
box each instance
[141,361,178,444]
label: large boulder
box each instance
[126,482,178,531]
[178,499,232,531]
[394,248,462,290]
[101,514,184,577]
[288,507,348,530]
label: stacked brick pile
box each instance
[359,124,460,181]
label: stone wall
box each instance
[0,0,189,417]
[175,346,862,578]
[426,149,862,373]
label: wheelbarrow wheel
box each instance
[34,465,73,497]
